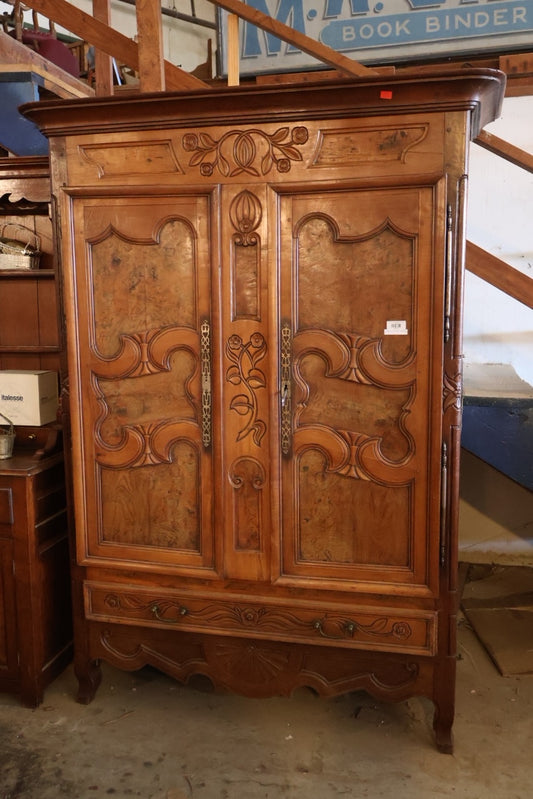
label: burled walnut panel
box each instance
[70,195,216,571]
[278,185,444,595]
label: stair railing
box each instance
[468,132,533,310]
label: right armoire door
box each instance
[279,183,446,601]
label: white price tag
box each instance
[384,320,408,336]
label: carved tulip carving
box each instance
[230,190,262,246]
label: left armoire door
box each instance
[68,194,217,574]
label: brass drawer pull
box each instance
[312,618,355,640]
[150,603,189,624]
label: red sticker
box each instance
[380,90,393,100]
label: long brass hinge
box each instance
[440,442,448,568]
[444,205,453,343]
[280,323,292,456]
[200,319,212,448]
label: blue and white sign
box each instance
[219,0,533,74]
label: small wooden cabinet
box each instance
[0,157,72,706]
[0,451,72,706]
[24,70,505,750]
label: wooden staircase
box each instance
[0,1,93,156]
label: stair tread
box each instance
[463,363,533,400]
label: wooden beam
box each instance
[0,30,94,98]
[136,0,165,93]
[466,241,533,310]
[475,130,533,174]
[92,0,113,96]
[26,0,210,91]
[208,0,377,78]
[226,13,240,86]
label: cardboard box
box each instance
[0,370,59,426]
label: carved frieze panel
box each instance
[78,140,183,179]
[312,124,428,166]
[182,126,309,177]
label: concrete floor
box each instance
[1,604,532,799]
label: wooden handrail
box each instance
[475,130,533,174]
[206,0,378,78]
[27,0,210,90]
[92,0,112,97]
[466,241,533,310]
[0,30,94,98]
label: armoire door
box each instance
[278,183,447,598]
[66,193,217,575]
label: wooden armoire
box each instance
[24,69,505,751]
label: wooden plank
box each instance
[226,13,239,86]
[475,130,533,174]
[208,0,377,78]
[136,0,165,93]
[0,31,94,98]
[26,0,210,91]
[92,0,113,96]
[466,241,533,309]
[499,51,533,79]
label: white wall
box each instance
[466,95,533,389]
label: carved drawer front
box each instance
[84,581,437,657]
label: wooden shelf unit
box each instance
[0,155,72,705]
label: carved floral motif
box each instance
[183,126,309,177]
[226,332,267,446]
[443,369,462,415]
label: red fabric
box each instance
[14,30,79,77]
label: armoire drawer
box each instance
[84,581,437,657]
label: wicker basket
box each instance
[0,223,41,270]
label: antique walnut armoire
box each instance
[24,69,504,752]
